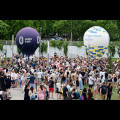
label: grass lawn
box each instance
[78,84,119,100]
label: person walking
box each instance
[48,77,54,99]
[100,82,107,100]
[29,73,36,90]
[106,83,113,100]
[24,83,30,100]
[62,82,68,100]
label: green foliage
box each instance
[1,20,120,41]
[63,41,69,56]
[50,40,57,48]
[0,44,3,51]
[17,47,22,55]
[74,42,82,48]
[0,20,9,39]
[40,41,48,56]
[56,41,64,50]
[108,44,116,57]
[115,41,120,57]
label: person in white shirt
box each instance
[79,72,83,91]
[14,72,19,88]
[37,70,43,85]
[11,70,15,88]
[88,73,95,89]
[50,71,56,82]
[56,80,62,100]
[99,69,105,80]
[30,67,34,74]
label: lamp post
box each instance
[12,35,14,64]
[88,35,90,64]
[39,27,42,64]
[47,40,49,68]
[70,20,72,46]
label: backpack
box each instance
[75,92,80,99]
[79,94,84,100]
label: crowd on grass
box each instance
[0,53,120,100]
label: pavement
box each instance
[9,87,62,100]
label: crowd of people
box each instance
[0,53,120,100]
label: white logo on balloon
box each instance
[19,36,24,45]
[37,36,41,44]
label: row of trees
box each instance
[1,20,120,41]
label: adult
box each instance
[107,83,113,100]
[0,72,6,92]
[88,73,95,89]
[78,71,83,91]
[48,77,54,99]
[37,69,42,85]
[81,68,86,86]
[62,82,68,100]
[29,73,36,89]
[56,80,62,100]
[29,86,36,100]
[105,70,108,86]
[5,75,11,94]
[87,88,94,100]
[100,82,107,100]
[24,83,30,100]
[38,85,45,100]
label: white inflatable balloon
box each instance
[83,26,110,58]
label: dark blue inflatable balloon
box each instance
[16,27,41,56]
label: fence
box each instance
[0,39,119,46]
[0,40,84,46]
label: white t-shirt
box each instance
[18,58,21,63]
[11,72,15,80]
[99,71,105,78]
[56,83,61,91]
[31,69,34,74]
[3,69,6,75]
[50,73,56,81]
[79,74,82,82]
[14,73,19,79]
[37,71,42,79]
[88,76,95,85]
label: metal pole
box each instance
[47,40,49,68]
[5,40,7,66]
[88,35,90,64]
[39,27,42,58]
[12,35,14,63]
[71,20,72,46]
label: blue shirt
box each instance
[30,76,36,84]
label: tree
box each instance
[17,47,22,55]
[63,41,69,56]
[107,45,114,73]
[0,20,9,39]
[39,41,48,57]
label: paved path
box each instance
[10,87,62,100]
